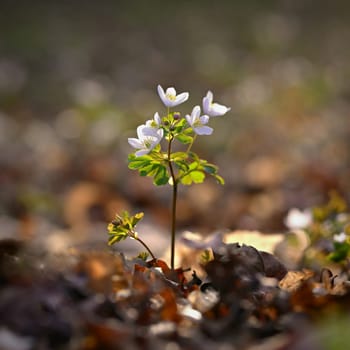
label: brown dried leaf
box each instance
[259,251,287,280]
[85,320,130,350]
[279,269,314,292]
[159,288,180,322]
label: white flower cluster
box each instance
[128,85,231,156]
[284,208,312,230]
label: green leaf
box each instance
[190,171,205,184]
[200,249,212,264]
[139,163,159,177]
[180,170,205,185]
[152,144,162,153]
[128,155,152,170]
[189,161,199,171]
[153,165,170,186]
[176,133,193,144]
[108,232,128,245]
[170,152,188,162]
[203,164,218,174]
[180,174,193,185]
[174,160,189,172]
[183,127,194,135]
[137,252,149,261]
[171,152,189,172]
[199,160,225,185]
[174,118,187,133]
[188,151,200,160]
[131,212,144,226]
[107,211,145,246]
[328,242,350,262]
[214,174,225,185]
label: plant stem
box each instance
[170,180,178,270]
[186,134,197,153]
[134,235,156,260]
[167,136,177,270]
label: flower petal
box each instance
[158,85,189,107]
[284,208,312,230]
[154,112,161,125]
[136,124,147,140]
[174,92,189,105]
[185,114,193,126]
[157,128,164,139]
[194,126,213,135]
[199,115,209,124]
[206,90,213,102]
[334,232,347,243]
[202,91,213,114]
[141,126,160,137]
[192,105,201,118]
[157,85,168,106]
[202,90,230,117]
[157,85,165,97]
[128,138,143,149]
[166,87,177,96]
[135,149,150,156]
[209,103,231,117]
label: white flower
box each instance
[157,85,189,108]
[334,232,347,243]
[284,208,312,230]
[145,112,162,128]
[202,90,231,117]
[128,124,163,156]
[185,106,213,135]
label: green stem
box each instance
[186,134,197,153]
[167,136,177,270]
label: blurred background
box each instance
[1,0,349,252]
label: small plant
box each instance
[107,211,155,260]
[108,85,230,269]
[286,192,350,266]
[313,193,350,264]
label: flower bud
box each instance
[112,217,123,227]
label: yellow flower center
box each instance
[166,93,176,101]
[144,139,152,148]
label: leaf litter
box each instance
[2,197,350,350]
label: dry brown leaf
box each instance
[279,269,314,292]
